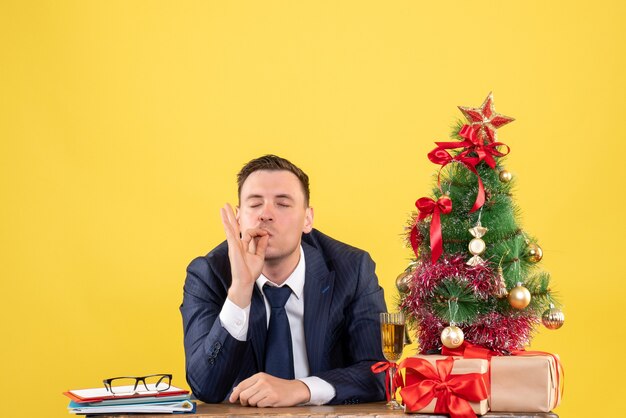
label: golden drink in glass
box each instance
[380,312,405,409]
[381,322,404,361]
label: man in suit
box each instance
[180,155,386,407]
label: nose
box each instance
[259,205,274,222]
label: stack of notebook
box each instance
[64,385,195,414]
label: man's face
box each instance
[237,170,313,262]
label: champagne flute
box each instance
[380,312,405,409]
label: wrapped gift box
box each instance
[490,354,561,412]
[398,355,489,416]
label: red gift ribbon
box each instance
[442,341,499,359]
[394,356,488,418]
[371,361,397,402]
[442,341,498,390]
[416,195,452,263]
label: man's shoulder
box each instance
[303,229,371,261]
[205,240,229,259]
[303,230,379,290]
[187,241,230,277]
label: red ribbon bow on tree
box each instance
[436,124,510,169]
[427,124,510,213]
[395,356,488,418]
[414,195,452,263]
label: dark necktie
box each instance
[263,284,295,379]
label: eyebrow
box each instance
[245,194,295,201]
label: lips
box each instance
[258,225,274,236]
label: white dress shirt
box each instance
[219,246,335,405]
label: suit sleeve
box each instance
[180,256,250,403]
[314,253,387,404]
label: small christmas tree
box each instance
[399,93,565,354]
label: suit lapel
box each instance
[248,285,267,372]
[302,241,335,374]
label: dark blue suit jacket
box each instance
[180,229,387,404]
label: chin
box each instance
[263,250,284,262]
[264,246,298,262]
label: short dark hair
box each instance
[237,154,310,206]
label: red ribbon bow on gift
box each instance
[371,361,398,402]
[414,195,452,263]
[442,341,499,390]
[395,356,488,418]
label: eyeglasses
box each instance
[103,374,172,395]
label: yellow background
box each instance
[1,1,624,416]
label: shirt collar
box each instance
[256,246,305,300]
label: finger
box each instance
[229,385,245,404]
[243,228,269,240]
[237,384,256,407]
[228,388,239,404]
[228,384,243,403]
[237,379,267,407]
[238,391,249,406]
[223,203,241,238]
[256,234,269,257]
[249,235,258,255]
[241,228,268,253]
[229,375,257,403]
[246,389,270,407]
[240,230,254,255]
[220,208,240,248]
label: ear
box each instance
[303,206,314,234]
[235,205,241,225]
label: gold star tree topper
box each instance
[458,92,515,143]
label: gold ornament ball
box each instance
[508,283,531,309]
[499,170,512,183]
[441,325,464,349]
[542,307,565,330]
[396,271,412,293]
[526,243,543,263]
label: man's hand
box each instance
[229,373,311,407]
[220,203,269,308]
